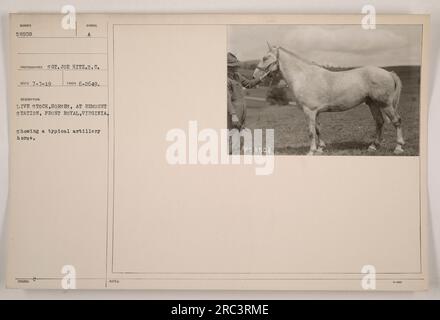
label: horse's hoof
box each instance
[394,145,404,154]
[316,147,324,154]
[319,141,326,148]
[307,150,315,156]
[368,144,377,152]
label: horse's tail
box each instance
[380,71,402,123]
[390,71,402,113]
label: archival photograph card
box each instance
[6,14,429,290]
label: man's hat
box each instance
[227,52,240,67]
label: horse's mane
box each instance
[279,47,322,68]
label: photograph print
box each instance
[227,24,422,156]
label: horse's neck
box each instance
[278,48,316,82]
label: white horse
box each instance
[253,44,404,155]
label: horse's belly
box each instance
[325,104,361,112]
[328,92,367,110]
[327,77,369,109]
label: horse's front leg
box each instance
[303,107,318,155]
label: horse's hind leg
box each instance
[316,112,326,152]
[382,104,405,154]
[367,103,384,151]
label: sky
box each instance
[228,25,422,67]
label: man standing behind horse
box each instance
[227,52,266,130]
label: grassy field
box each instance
[242,66,420,156]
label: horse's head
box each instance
[253,42,279,79]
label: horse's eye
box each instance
[263,56,268,62]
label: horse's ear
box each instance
[266,41,272,50]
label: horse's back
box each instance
[331,66,391,85]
